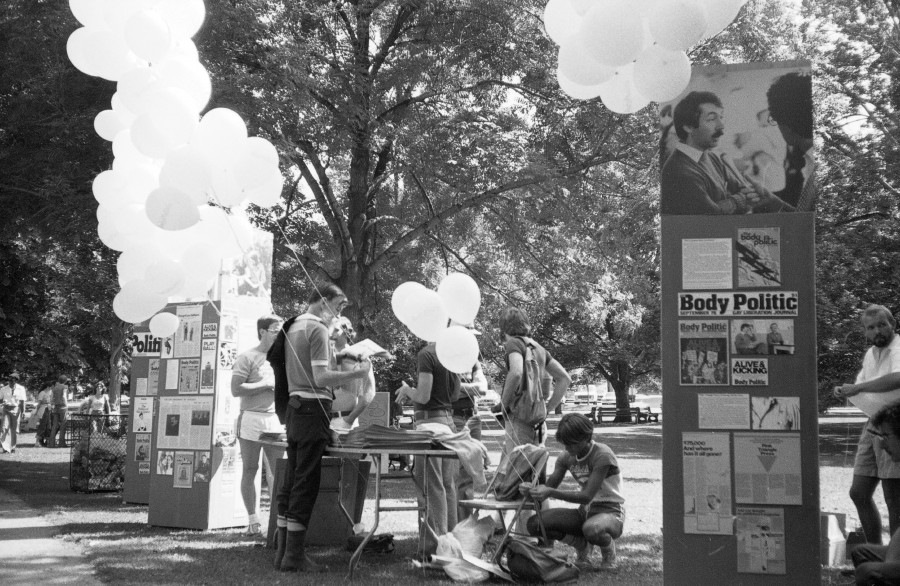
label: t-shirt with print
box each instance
[285,314,333,400]
[415,344,461,412]
[556,441,624,513]
[232,348,276,413]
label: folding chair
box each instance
[458,449,550,563]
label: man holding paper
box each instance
[834,305,900,545]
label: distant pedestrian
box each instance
[0,372,26,451]
[49,375,71,448]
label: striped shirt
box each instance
[285,314,333,400]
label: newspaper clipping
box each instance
[731,358,769,386]
[698,394,750,429]
[683,432,733,535]
[736,507,786,574]
[175,304,203,358]
[751,397,801,431]
[173,451,194,489]
[156,396,214,451]
[680,320,729,385]
[731,319,795,356]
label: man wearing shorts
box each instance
[835,305,900,544]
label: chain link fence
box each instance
[69,414,129,492]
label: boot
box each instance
[280,530,327,573]
[273,526,287,570]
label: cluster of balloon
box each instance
[66,0,283,336]
[545,0,751,113]
[392,273,482,374]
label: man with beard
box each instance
[835,305,900,546]
[661,91,778,215]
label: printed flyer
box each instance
[157,450,174,475]
[200,340,216,392]
[751,397,801,431]
[682,238,733,290]
[194,451,211,483]
[698,394,749,429]
[683,432,733,535]
[218,341,236,371]
[175,304,203,358]
[135,377,148,397]
[736,227,782,288]
[736,507,786,574]
[731,319,795,356]
[134,434,151,462]
[734,433,802,505]
[133,397,153,433]
[679,320,729,385]
[202,322,218,339]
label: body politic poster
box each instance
[173,451,194,489]
[734,433,802,505]
[679,320,729,385]
[174,304,203,357]
[737,227,782,288]
[200,340,216,392]
[178,358,200,394]
[135,434,151,462]
[682,238,733,290]
[683,432,733,535]
[147,359,160,394]
[156,396,214,451]
[736,507,786,575]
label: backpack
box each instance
[493,444,548,501]
[506,337,547,427]
[501,538,580,583]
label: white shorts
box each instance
[237,411,283,442]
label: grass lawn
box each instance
[0,411,875,584]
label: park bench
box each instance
[635,406,660,423]
[587,406,643,424]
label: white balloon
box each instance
[159,145,213,205]
[145,187,201,230]
[436,326,480,374]
[113,129,157,167]
[116,67,160,115]
[145,258,186,296]
[192,108,248,158]
[648,0,708,51]
[700,0,745,38]
[83,29,140,81]
[124,9,172,63]
[121,164,161,204]
[117,244,163,284]
[66,27,97,76]
[404,288,448,343]
[633,45,692,102]
[93,109,127,141]
[177,276,214,300]
[156,57,211,111]
[599,64,651,114]
[69,0,111,28]
[557,35,615,87]
[170,38,199,62]
[245,168,284,208]
[556,66,605,100]
[157,0,206,39]
[209,165,245,207]
[543,0,582,45]
[92,170,129,208]
[113,280,166,324]
[392,281,428,325]
[570,0,595,16]
[179,241,223,281]
[149,312,180,337]
[580,1,646,67]
[437,273,481,325]
[233,137,280,189]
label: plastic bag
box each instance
[436,533,490,583]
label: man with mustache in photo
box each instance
[661,91,779,215]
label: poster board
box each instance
[660,61,820,584]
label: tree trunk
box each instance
[608,361,633,423]
[108,322,128,411]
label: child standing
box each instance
[521,413,625,569]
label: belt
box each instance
[453,407,475,418]
[330,410,352,419]
[414,408,452,420]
